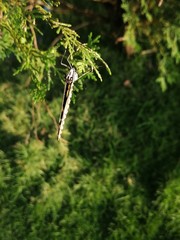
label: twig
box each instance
[158,0,164,7]
[141,48,157,55]
[50,34,63,48]
[29,23,39,49]
[0,10,3,37]
[26,0,37,11]
[32,103,40,140]
[44,102,58,130]
[73,21,92,31]
[57,1,107,20]
[26,1,39,49]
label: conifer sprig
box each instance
[0,1,111,101]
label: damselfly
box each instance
[57,54,79,140]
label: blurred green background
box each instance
[0,1,180,239]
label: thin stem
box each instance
[29,21,39,49]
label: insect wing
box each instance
[57,69,78,140]
[57,82,72,140]
[73,70,78,81]
[57,68,79,140]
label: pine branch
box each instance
[0,1,111,101]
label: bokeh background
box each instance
[0,1,179,239]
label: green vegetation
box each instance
[0,1,179,239]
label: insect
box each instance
[57,53,79,140]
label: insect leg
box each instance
[61,49,70,69]
[66,54,72,69]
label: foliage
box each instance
[121,0,179,91]
[0,1,180,240]
[0,0,111,101]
